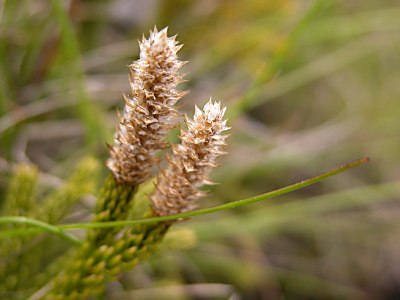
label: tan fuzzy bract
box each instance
[151,100,229,216]
[107,27,187,185]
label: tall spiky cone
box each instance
[93,26,187,239]
[151,100,229,216]
[107,27,187,185]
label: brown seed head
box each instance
[107,27,187,185]
[151,100,229,216]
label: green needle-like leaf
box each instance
[0,157,369,243]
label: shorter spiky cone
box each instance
[107,27,187,186]
[151,100,229,216]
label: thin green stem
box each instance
[62,157,369,229]
[0,216,82,245]
[0,158,369,240]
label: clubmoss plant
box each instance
[0,157,100,295]
[0,164,38,292]
[42,27,224,300]
[0,25,370,300]
[0,3,378,299]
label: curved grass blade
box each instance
[0,158,369,241]
[0,216,82,245]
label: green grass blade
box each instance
[0,157,369,241]
[0,216,82,245]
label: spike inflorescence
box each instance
[107,27,187,185]
[151,100,229,216]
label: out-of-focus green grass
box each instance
[1,0,400,299]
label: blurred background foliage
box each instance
[0,0,400,299]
